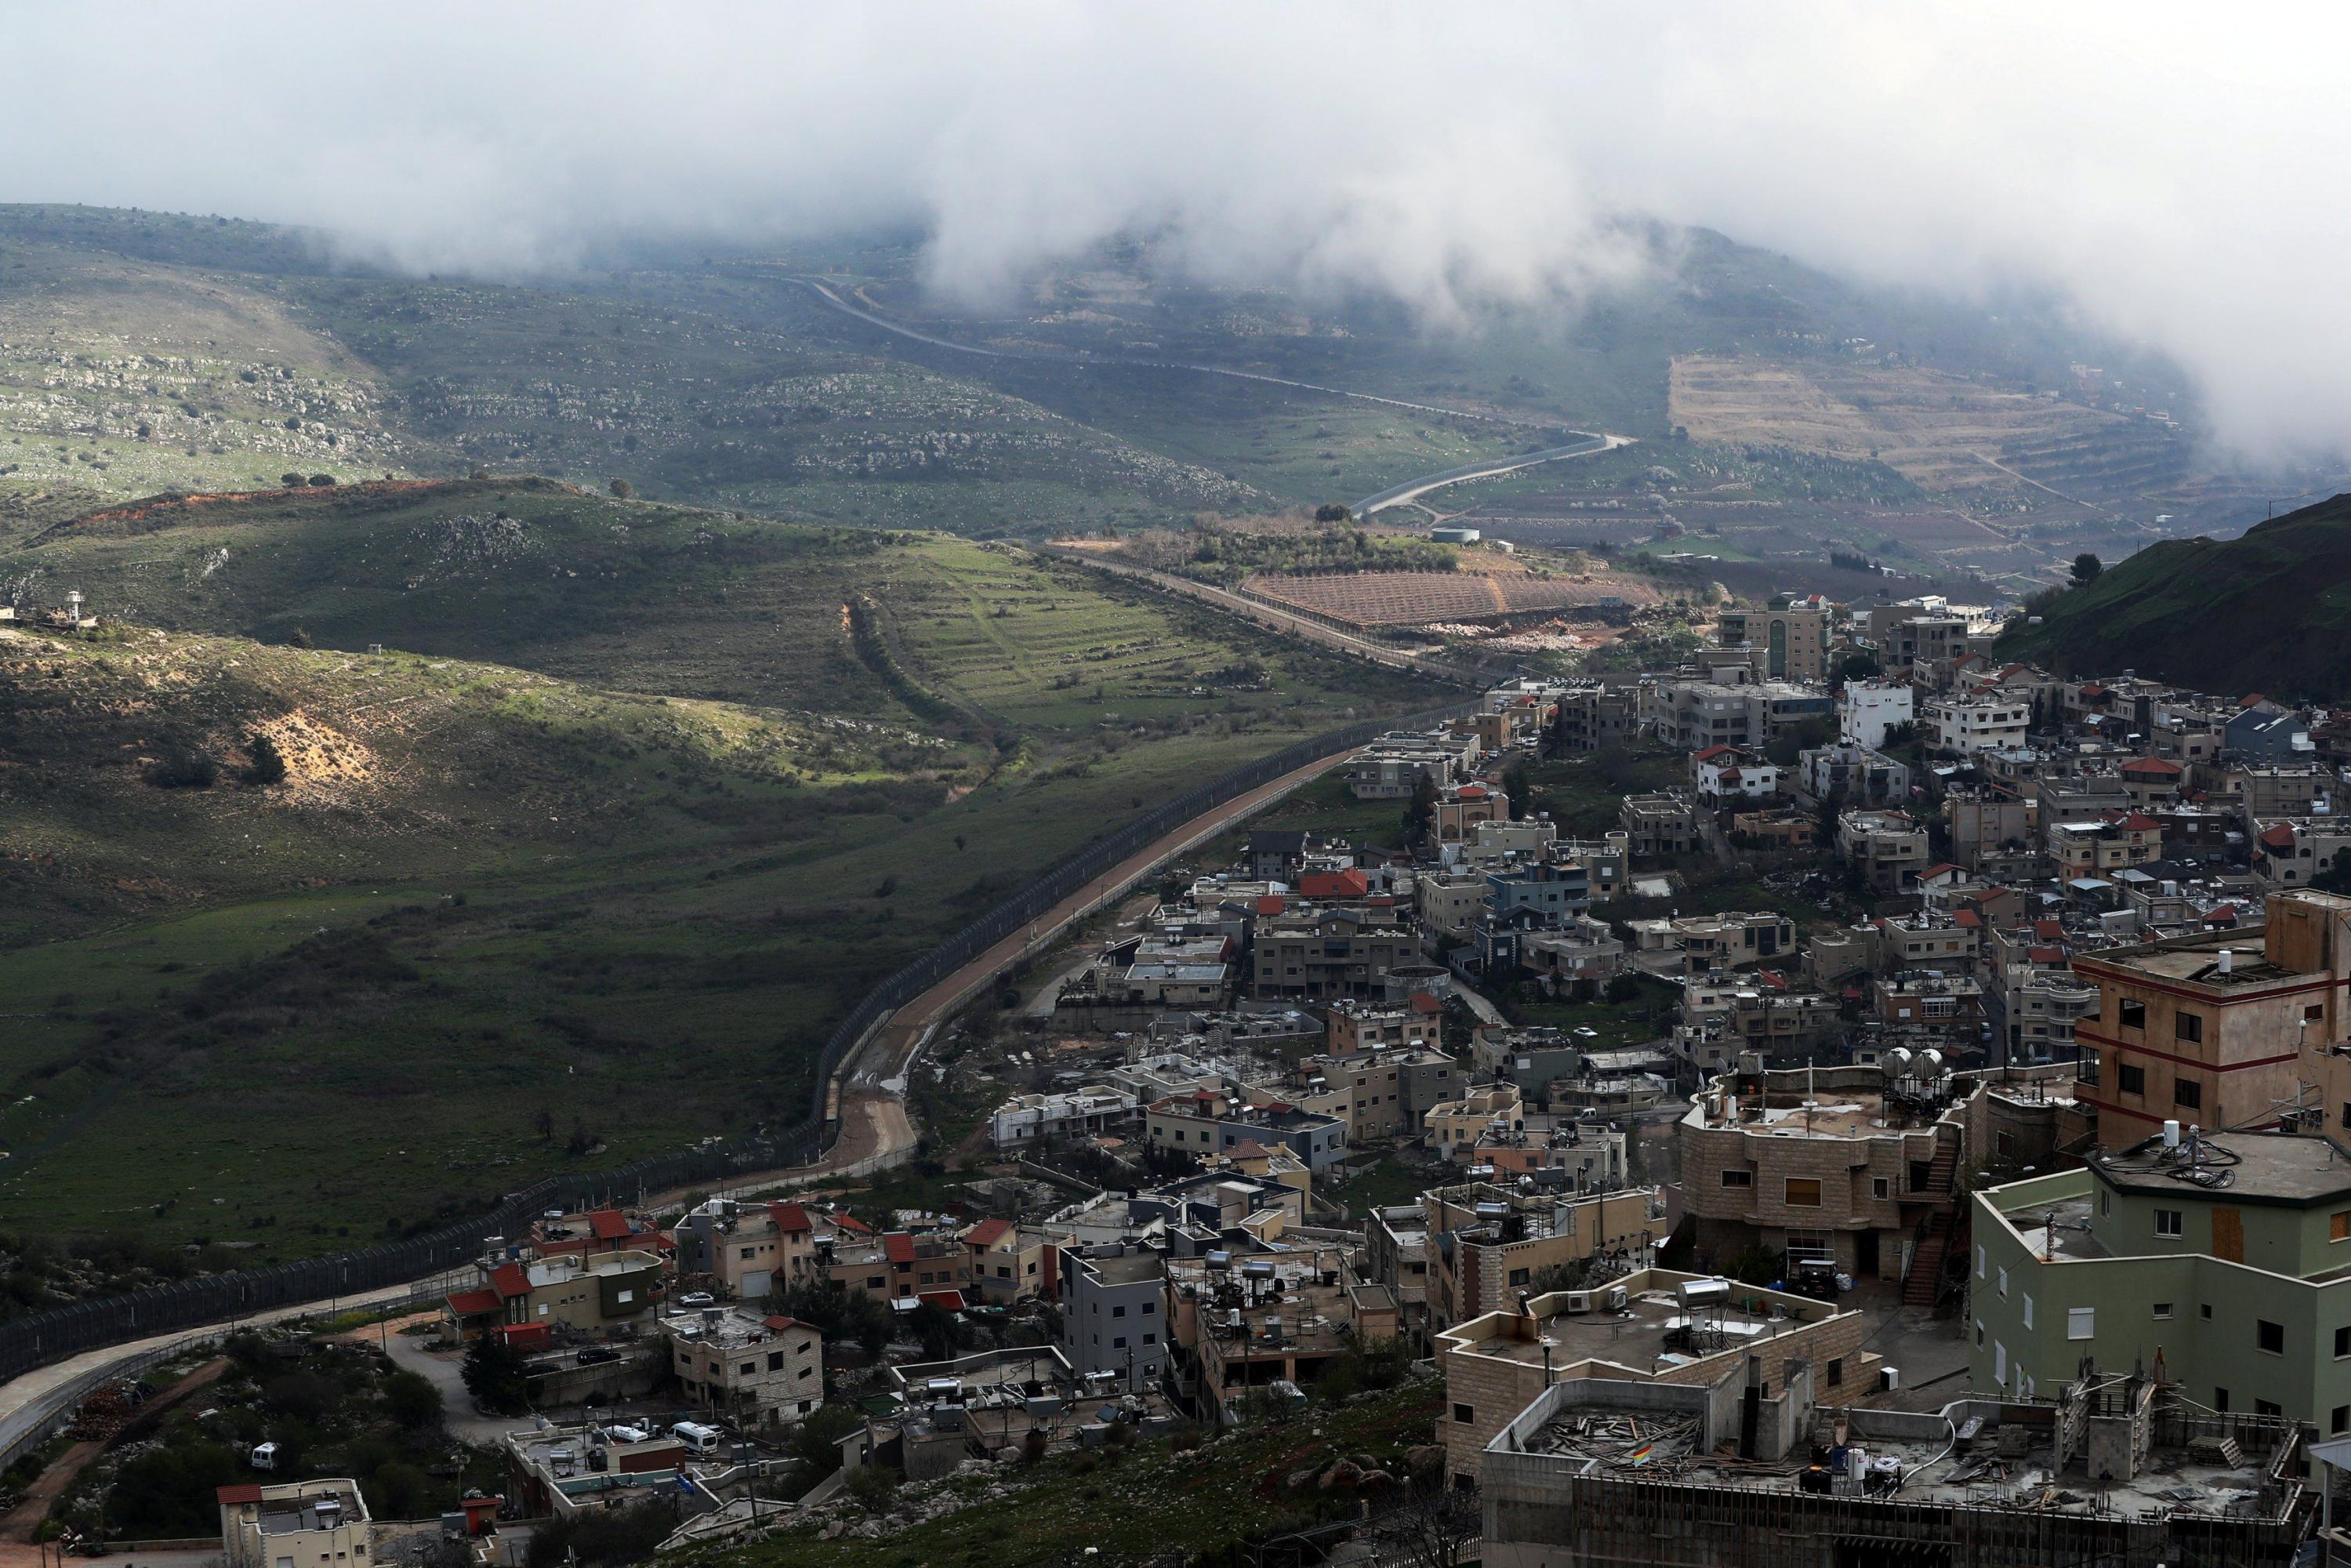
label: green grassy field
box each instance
[0,484,1438,1255]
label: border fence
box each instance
[0,699,1471,1384]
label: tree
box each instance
[1838,651,1882,684]
[1313,503,1351,524]
[242,732,288,786]
[1500,757,1532,820]
[790,1402,865,1477]
[1403,771,1438,846]
[460,1332,528,1414]
[608,478,633,499]
[2070,552,2102,586]
[307,473,336,487]
[280,472,305,487]
[1602,972,1642,1004]
[1370,1483,1482,1568]
[382,1368,443,1430]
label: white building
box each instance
[1693,746,1783,801]
[1839,681,1914,749]
[1921,695,2030,754]
[989,1086,1137,1149]
[218,1481,371,1568]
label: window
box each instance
[767,1352,785,1371]
[2175,1011,2203,1044]
[2174,1078,2202,1110]
[2119,998,2147,1029]
[1827,1358,1844,1387]
[2335,1406,2348,1436]
[1996,1267,2008,1299]
[1974,1319,1984,1346]
[2155,1209,2183,1239]
[1507,1268,1531,1287]
[2214,1387,2229,1412]
[1142,1301,1156,1315]
[2258,1319,2286,1355]
[2309,1004,2327,1023]
[2023,1294,2034,1329]
[2099,1190,2111,1217]
[2201,1303,2212,1320]
[1112,1304,1127,1318]
[1975,1245,1986,1279]
[2257,1399,2283,1417]
[2117,1063,2147,1095]
[1785,1178,1823,1207]
[1873,1178,1890,1201]
[1721,1170,1753,1188]
[1453,1403,1475,1425]
[2068,1308,2095,1340]
[2338,1326,2350,1359]
[2154,1303,2172,1320]
[1112,1336,1127,1349]
[2335,1211,2350,1243]
[1143,1332,1156,1345]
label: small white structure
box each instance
[1839,681,1914,750]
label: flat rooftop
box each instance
[2091,1131,2351,1207]
[2079,927,2303,988]
[1469,1282,1836,1376]
[257,1486,364,1534]
[1074,1252,1166,1287]
[1519,1399,2291,1521]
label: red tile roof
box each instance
[1408,991,1442,1014]
[883,1232,916,1265]
[769,1201,814,1233]
[2032,919,2065,939]
[2029,946,2067,964]
[216,1484,265,1505]
[1920,863,1966,880]
[488,1262,530,1300]
[1692,745,1739,762]
[586,1209,632,1242]
[2262,824,2297,850]
[1227,1138,1272,1159]
[1952,909,1981,928]
[762,1314,807,1333]
[2121,757,2182,777]
[917,1290,966,1312]
[1255,894,1287,916]
[444,1287,501,1317]
[962,1218,1012,1247]
[833,1214,873,1235]
[1301,869,1370,899]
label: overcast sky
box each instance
[9,3,2346,454]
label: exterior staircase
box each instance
[1904,1211,1954,1307]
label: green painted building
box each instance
[1972,1131,2351,1434]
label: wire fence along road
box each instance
[1351,433,1631,517]
[0,701,1468,1389]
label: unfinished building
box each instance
[1481,1364,2312,1566]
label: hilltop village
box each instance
[28,583,2351,1567]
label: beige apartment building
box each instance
[1420,1181,1661,1332]
[1434,1271,1872,1488]
[2071,891,2351,1140]
[663,1304,823,1427]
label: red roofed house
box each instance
[2118,755,2185,808]
[1301,867,1371,901]
[1693,745,1783,802]
[2253,818,2351,890]
[962,1217,1050,1305]
[673,1195,841,1300]
[2048,809,2162,879]
[830,1227,970,1304]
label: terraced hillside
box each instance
[1997,492,2351,698]
[0,481,1438,1254]
[1668,354,2185,507]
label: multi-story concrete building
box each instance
[1290,1044,1457,1140]
[1617,791,1699,855]
[1483,860,1590,928]
[830,1230,969,1304]
[1839,680,1914,748]
[1420,1181,1660,1333]
[1143,1091,1351,1170]
[1837,808,1928,892]
[1677,1061,2089,1290]
[663,1304,823,1427]
[1972,1129,2351,1430]
[1626,909,1795,974]
[1062,1248,1169,1392]
[987,1085,1140,1149]
[1692,743,1783,800]
[1946,786,2037,870]
[1719,599,1833,682]
[1364,1203,1432,1343]
[1922,695,2031,754]
[1434,1270,1870,1489]
[1250,907,1422,1000]
[1163,1247,1399,1421]
[2070,892,2351,1139]
[1477,1374,2309,1568]
[673,1199,836,1300]
[216,1481,371,1568]
[2049,810,2162,879]
[1798,742,1910,808]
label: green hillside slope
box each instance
[1995,493,2351,697]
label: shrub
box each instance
[146,749,218,789]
